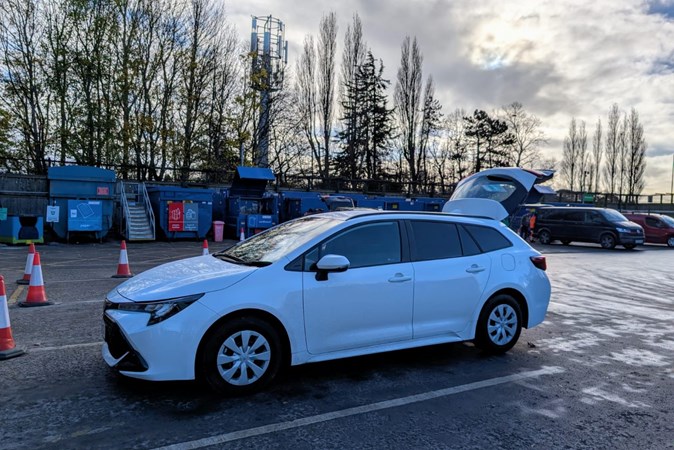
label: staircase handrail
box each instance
[119,180,131,239]
[140,182,155,240]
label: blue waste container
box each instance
[147,186,214,239]
[47,166,116,241]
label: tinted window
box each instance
[564,211,584,221]
[601,209,628,222]
[458,225,482,256]
[645,217,660,227]
[307,221,401,270]
[463,224,512,253]
[586,211,603,223]
[410,221,462,261]
[543,210,565,221]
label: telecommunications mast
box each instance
[250,15,288,167]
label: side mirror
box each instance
[315,254,350,281]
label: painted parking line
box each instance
[29,342,103,352]
[8,285,24,305]
[152,366,565,450]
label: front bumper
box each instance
[102,301,217,381]
[617,233,644,245]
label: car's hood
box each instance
[115,255,256,302]
[616,221,643,230]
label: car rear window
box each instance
[409,221,462,261]
[458,225,482,256]
[463,224,512,253]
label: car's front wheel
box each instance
[537,229,552,245]
[474,295,522,353]
[199,317,282,395]
[600,233,617,249]
[667,236,674,247]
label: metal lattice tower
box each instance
[250,16,288,168]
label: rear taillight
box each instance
[530,256,547,271]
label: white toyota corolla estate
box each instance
[103,168,552,394]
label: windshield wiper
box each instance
[214,254,271,267]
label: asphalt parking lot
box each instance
[1,240,673,449]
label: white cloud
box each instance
[226,0,674,193]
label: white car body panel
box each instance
[103,183,552,383]
[442,198,509,221]
[303,262,414,354]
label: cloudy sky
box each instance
[226,0,674,194]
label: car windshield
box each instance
[602,209,629,222]
[215,216,340,265]
[660,215,674,227]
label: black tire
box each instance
[600,233,617,249]
[198,317,282,395]
[623,244,636,250]
[538,229,552,245]
[667,236,674,248]
[561,240,571,246]
[474,294,523,354]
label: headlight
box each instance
[116,293,204,325]
[616,227,630,233]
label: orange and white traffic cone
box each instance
[240,227,245,241]
[16,243,35,285]
[112,240,133,278]
[0,276,25,360]
[202,239,209,256]
[19,252,52,307]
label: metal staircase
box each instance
[120,181,156,241]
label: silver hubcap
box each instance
[216,330,271,386]
[487,304,518,345]
[602,236,613,247]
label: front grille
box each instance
[103,315,148,372]
[104,315,132,359]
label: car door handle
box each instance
[465,265,486,274]
[388,273,412,283]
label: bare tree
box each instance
[295,35,321,176]
[576,120,588,191]
[625,108,646,197]
[603,103,621,196]
[561,117,579,191]
[429,108,467,191]
[500,102,546,167]
[418,75,442,190]
[591,118,602,193]
[394,36,423,186]
[316,12,337,179]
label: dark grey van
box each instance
[534,207,644,249]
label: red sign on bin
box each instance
[168,202,184,231]
[96,186,109,195]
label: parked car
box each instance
[622,213,674,247]
[534,206,644,249]
[103,168,551,394]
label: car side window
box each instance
[305,221,402,270]
[463,224,512,253]
[586,211,602,223]
[645,217,659,227]
[545,211,564,221]
[564,211,584,221]
[458,225,482,256]
[409,221,462,261]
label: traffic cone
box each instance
[112,241,133,278]
[240,227,245,241]
[19,252,52,307]
[202,239,209,256]
[16,243,35,285]
[0,276,25,360]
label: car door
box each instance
[562,210,585,241]
[644,216,664,243]
[302,220,414,354]
[409,220,493,337]
[584,210,605,242]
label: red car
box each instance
[623,213,674,247]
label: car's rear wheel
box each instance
[199,317,282,395]
[600,233,616,249]
[537,229,552,245]
[667,236,674,247]
[624,244,637,250]
[474,295,522,353]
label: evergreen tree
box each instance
[336,51,394,180]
